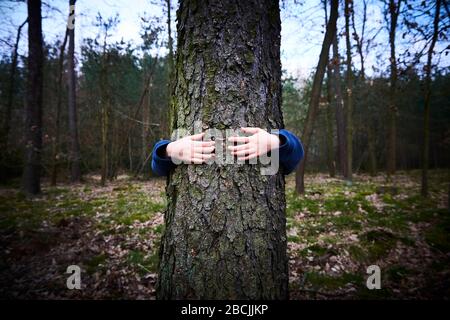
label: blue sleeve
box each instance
[276,129,304,175]
[151,140,176,176]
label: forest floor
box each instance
[0,170,449,299]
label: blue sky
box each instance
[0,0,448,80]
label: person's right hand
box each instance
[166,132,215,164]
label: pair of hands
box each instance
[165,127,280,164]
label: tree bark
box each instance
[325,69,336,178]
[157,0,288,299]
[51,29,68,186]
[351,0,376,176]
[421,0,441,197]
[100,50,109,186]
[67,0,81,182]
[331,34,347,178]
[324,0,335,178]
[295,0,339,194]
[22,0,43,195]
[166,0,174,137]
[387,0,401,177]
[344,0,353,182]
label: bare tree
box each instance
[67,0,81,182]
[422,0,442,197]
[331,37,348,180]
[324,0,336,178]
[344,0,353,182]
[50,29,68,186]
[295,0,339,194]
[386,0,402,177]
[22,0,43,195]
[351,0,377,176]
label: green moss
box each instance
[425,217,450,253]
[305,271,363,291]
[349,230,398,263]
[287,235,300,243]
[386,265,411,282]
[127,249,159,275]
[84,253,107,275]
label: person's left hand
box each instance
[227,127,280,161]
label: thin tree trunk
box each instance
[158,0,288,299]
[22,0,43,195]
[326,65,336,178]
[51,29,68,186]
[421,0,441,197]
[128,135,133,172]
[331,35,347,178]
[67,0,81,182]
[324,0,335,178]
[367,126,377,176]
[2,18,27,151]
[100,49,109,186]
[295,0,339,194]
[166,0,174,136]
[344,0,353,182]
[387,0,401,177]
[351,0,375,176]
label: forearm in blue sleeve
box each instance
[277,129,304,175]
[151,140,176,176]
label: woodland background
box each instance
[0,0,449,299]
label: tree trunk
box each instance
[22,0,43,195]
[351,0,375,176]
[421,0,441,197]
[166,0,174,137]
[331,34,347,178]
[67,0,81,182]
[324,0,335,178]
[387,0,401,177]
[157,0,288,299]
[128,135,133,172]
[326,65,336,178]
[100,52,109,186]
[367,125,377,176]
[295,0,339,194]
[344,0,353,182]
[51,29,68,186]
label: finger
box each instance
[193,140,215,147]
[238,153,258,161]
[190,132,205,141]
[192,152,214,159]
[190,158,205,164]
[228,143,251,152]
[228,136,250,143]
[232,148,254,156]
[200,153,215,160]
[195,145,215,154]
[240,127,260,134]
